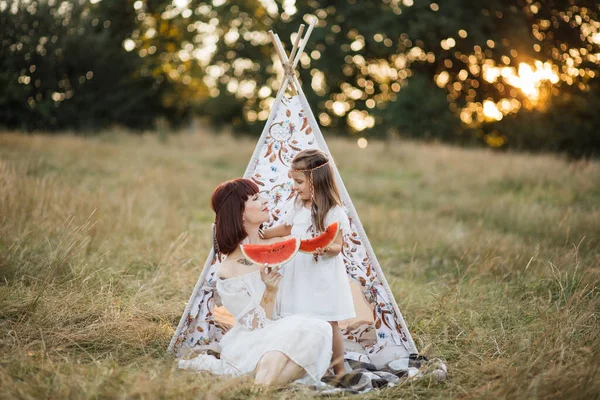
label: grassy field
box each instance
[1,130,599,399]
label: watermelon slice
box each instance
[240,237,301,266]
[299,221,340,253]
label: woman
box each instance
[179,178,333,386]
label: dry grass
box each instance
[0,130,599,399]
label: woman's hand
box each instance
[258,264,281,319]
[260,264,282,291]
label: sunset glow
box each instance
[483,61,559,100]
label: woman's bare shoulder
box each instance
[216,258,239,279]
[217,254,260,279]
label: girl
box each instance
[261,149,355,377]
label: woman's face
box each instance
[289,170,310,201]
[243,193,270,225]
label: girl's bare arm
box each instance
[262,223,292,239]
[315,231,343,257]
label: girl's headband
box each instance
[289,160,330,173]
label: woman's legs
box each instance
[254,351,288,385]
[274,358,305,385]
[329,321,346,377]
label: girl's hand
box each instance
[260,264,282,291]
[313,247,330,256]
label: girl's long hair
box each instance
[291,149,342,233]
[211,178,259,255]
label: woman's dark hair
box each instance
[211,178,259,255]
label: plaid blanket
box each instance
[310,356,448,394]
[179,350,447,394]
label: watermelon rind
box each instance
[299,221,340,253]
[240,237,300,266]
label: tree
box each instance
[0,0,181,131]
[1,0,598,156]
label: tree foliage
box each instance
[0,0,186,131]
[1,0,598,156]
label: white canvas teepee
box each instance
[169,19,418,367]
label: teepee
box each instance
[169,18,418,367]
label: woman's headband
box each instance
[214,187,236,215]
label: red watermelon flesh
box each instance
[299,221,340,253]
[240,237,300,266]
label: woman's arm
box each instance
[261,223,292,239]
[232,265,281,330]
[258,265,282,320]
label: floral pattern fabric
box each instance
[171,94,417,364]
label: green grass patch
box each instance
[1,131,599,399]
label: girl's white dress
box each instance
[178,270,333,384]
[277,202,356,321]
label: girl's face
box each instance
[243,193,270,224]
[290,170,310,201]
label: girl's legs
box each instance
[254,351,288,385]
[329,321,346,377]
[274,358,306,385]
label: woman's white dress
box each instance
[277,202,356,321]
[178,270,333,384]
